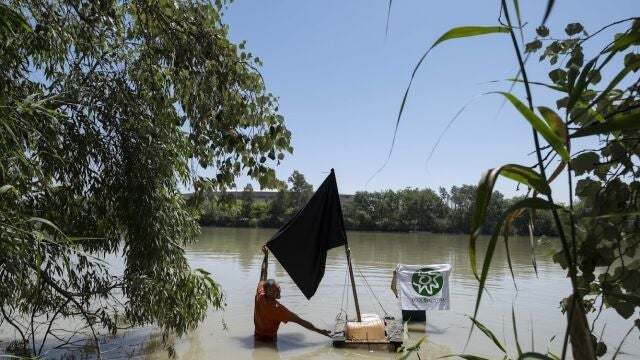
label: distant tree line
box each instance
[199,171,567,236]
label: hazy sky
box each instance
[220,0,638,200]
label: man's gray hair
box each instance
[264,279,277,290]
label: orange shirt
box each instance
[254,281,296,341]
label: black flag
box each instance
[266,169,347,299]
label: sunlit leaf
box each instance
[537,106,566,141]
[494,92,569,161]
[27,217,64,234]
[0,184,16,194]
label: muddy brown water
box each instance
[2,227,638,359]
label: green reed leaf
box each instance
[398,27,509,139]
[541,0,555,26]
[470,197,561,344]
[470,165,550,281]
[0,184,15,194]
[513,305,523,356]
[27,217,64,234]
[581,54,640,118]
[512,0,523,45]
[432,26,510,48]
[469,316,507,354]
[567,58,597,112]
[506,78,564,92]
[518,353,556,360]
[571,109,640,138]
[384,26,509,182]
[604,30,640,53]
[494,92,569,161]
[385,0,393,38]
[537,106,566,140]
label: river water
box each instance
[139,227,637,360]
[2,227,638,359]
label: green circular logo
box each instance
[411,267,443,296]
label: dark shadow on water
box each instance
[251,338,280,360]
[232,333,330,359]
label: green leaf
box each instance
[468,316,507,354]
[0,3,32,33]
[27,217,64,234]
[540,0,555,26]
[505,78,564,92]
[470,197,561,342]
[588,69,601,85]
[614,301,635,319]
[470,165,550,280]
[500,165,551,195]
[624,52,640,68]
[567,58,597,112]
[536,26,550,37]
[518,353,556,360]
[581,54,640,115]
[439,356,491,360]
[548,68,566,85]
[571,152,599,176]
[432,26,510,48]
[537,106,566,140]
[512,305,523,356]
[525,39,543,53]
[605,292,640,306]
[565,23,584,36]
[494,92,569,161]
[571,110,640,138]
[396,336,425,360]
[394,26,510,159]
[512,0,524,45]
[385,0,393,39]
[604,30,640,53]
[0,184,15,194]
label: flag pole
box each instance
[345,246,362,322]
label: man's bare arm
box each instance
[260,244,268,282]
[290,315,331,337]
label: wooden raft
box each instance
[332,315,403,351]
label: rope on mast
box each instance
[355,262,389,317]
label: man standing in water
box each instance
[254,245,331,342]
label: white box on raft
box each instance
[345,313,386,341]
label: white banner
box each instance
[396,264,451,311]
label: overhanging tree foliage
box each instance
[0,0,291,357]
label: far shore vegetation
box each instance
[197,170,570,236]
